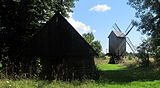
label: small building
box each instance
[108,30,126,57]
[23,13,98,80]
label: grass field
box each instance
[0,59,160,88]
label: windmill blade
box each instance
[125,25,134,36]
[126,40,135,53]
[126,37,136,53]
[115,23,122,32]
[125,22,132,33]
[113,25,117,30]
[128,37,136,51]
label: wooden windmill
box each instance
[108,23,136,64]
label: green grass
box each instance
[1,61,160,88]
[0,62,2,68]
[1,79,160,88]
[97,63,126,70]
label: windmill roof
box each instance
[112,30,125,37]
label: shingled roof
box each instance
[108,30,125,38]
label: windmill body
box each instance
[108,30,126,57]
[108,23,135,64]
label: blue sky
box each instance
[67,0,147,53]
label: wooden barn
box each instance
[108,30,126,63]
[23,13,98,80]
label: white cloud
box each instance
[89,4,111,12]
[67,13,95,35]
[92,30,96,33]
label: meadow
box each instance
[0,59,160,88]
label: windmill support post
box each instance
[108,55,124,64]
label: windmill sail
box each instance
[126,37,136,53]
[113,25,117,31]
[125,25,134,36]
[125,22,132,33]
[115,23,122,32]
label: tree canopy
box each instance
[128,0,160,39]
[0,0,78,57]
[0,0,77,38]
[128,0,160,64]
[82,32,103,57]
[0,0,78,76]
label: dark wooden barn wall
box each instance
[23,13,98,80]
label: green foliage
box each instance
[82,32,94,45]
[127,55,133,60]
[127,0,160,35]
[137,38,151,67]
[91,40,102,56]
[154,47,160,63]
[0,0,78,48]
[125,52,137,60]
[82,32,103,57]
[127,0,160,64]
[0,0,78,77]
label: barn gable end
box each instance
[25,13,97,57]
[23,13,98,80]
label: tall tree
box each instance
[82,32,94,45]
[137,38,151,67]
[0,0,78,43]
[0,0,78,75]
[82,32,103,57]
[92,40,102,57]
[128,0,160,62]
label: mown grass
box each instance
[97,63,126,70]
[1,59,160,88]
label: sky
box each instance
[67,0,147,53]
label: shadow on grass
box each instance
[97,65,160,84]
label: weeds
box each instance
[1,59,160,88]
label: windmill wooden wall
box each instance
[108,30,126,56]
[23,13,98,80]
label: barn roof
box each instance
[108,30,125,38]
[23,12,98,57]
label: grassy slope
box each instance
[97,62,160,88]
[1,60,160,88]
